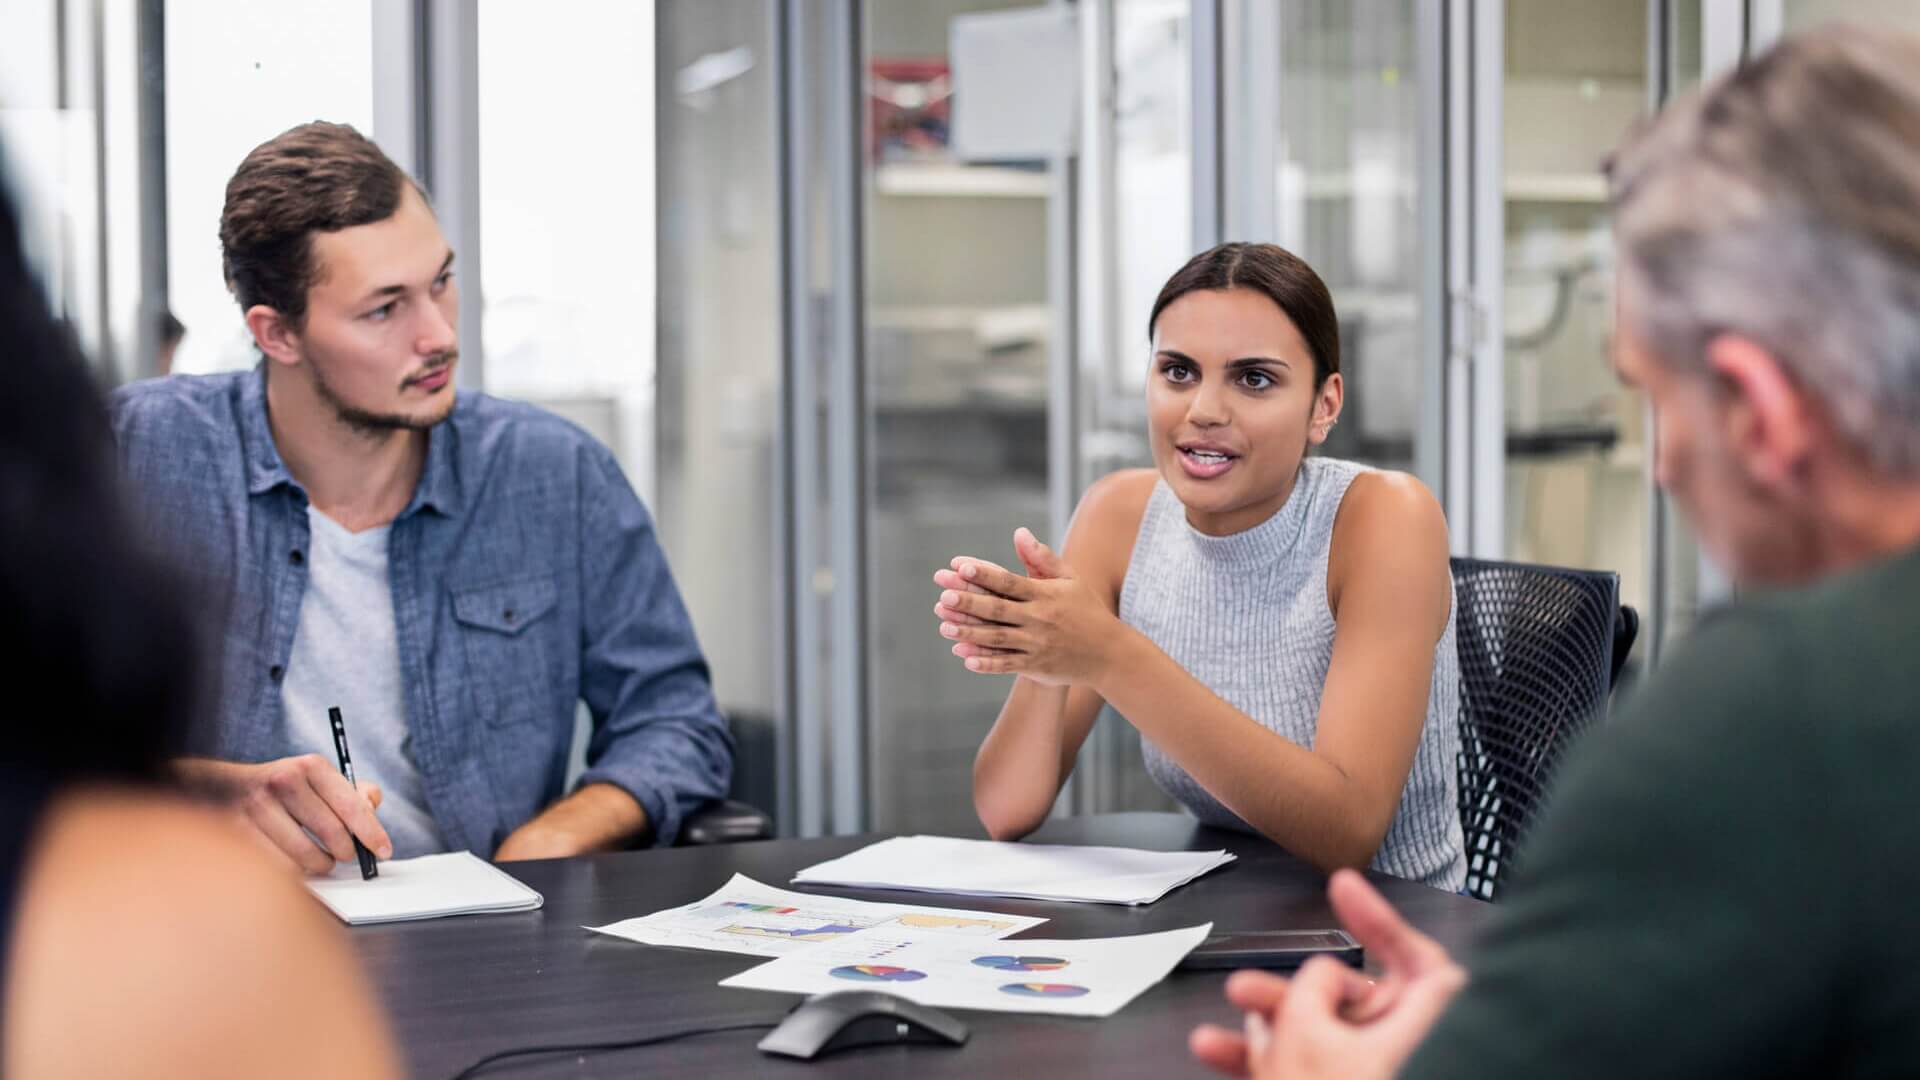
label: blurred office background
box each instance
[4,0,1911,838]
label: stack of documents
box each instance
[306,851,544,925]
[792,836,1236,906]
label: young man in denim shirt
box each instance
[112,122,732,872]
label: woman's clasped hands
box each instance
[932,526,1131,687]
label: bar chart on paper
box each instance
[586,874,1047,957]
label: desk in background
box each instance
[351,813,1494,1078]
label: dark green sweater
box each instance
[1408,543,1920,1078]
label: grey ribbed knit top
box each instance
[1118,458,1467,889]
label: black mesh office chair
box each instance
[674,710,777,845]
[1451,557,1637,901]
[679,798,774,845]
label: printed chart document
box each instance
[721,923,1213,1018]
[587,873,1047,957]
[792,836,1236,905]
[306,852,543,925]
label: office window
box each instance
[477,0,656,496]
[164,0,373,375]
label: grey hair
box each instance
[1608,23,1920,476]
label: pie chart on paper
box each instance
[971,955,1070,972]
[829,964,927,983]
[999,982,1090,998]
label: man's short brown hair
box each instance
[219,121,417,328]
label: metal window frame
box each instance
[1415,0,1449,507]
[1190,0,1223,250]
[758,0,798,839]
[1442,0,1473,552]
[776,0,867,838]
[74,0,116,379]
[134,0,166,383]
[1041,0,1082,820]
[1466,0,1504,558]
[1046,4,1081,587]
[777,0,825,838]
[1067,0,1115,819]
[825,0,868,837]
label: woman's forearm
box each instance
[972,677,1074,840]
[1092,631,1393,873]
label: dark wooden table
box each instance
[350,813,1494,1078]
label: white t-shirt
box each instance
[279,506,446,858]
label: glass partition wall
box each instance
[654,0,787,825]
[861,0,1062,835]
[1497,0,1650,653]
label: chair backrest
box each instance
[1450,557,1633,901]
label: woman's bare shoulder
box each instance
[1335,469,1446,536]
[1076,468,1160,533]
[1066,468,1161,597]
[1328,469,1451,611]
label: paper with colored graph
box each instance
[586,874,1047,957]
[721,923,1213,1018]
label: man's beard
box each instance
[309,352,457,436]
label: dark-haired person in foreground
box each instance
[1192,24,1920,1079]
[941,242,1465,889]
[112,122,732,873]
[0,160,400,1076]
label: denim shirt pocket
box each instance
[451,574,560,729]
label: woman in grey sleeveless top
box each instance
[934,243,1465,890]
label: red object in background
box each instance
[869,58,952,162]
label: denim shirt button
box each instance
[289,549,304,566]
[269,664,284,682]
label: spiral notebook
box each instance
[305,851,544,925]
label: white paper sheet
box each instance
[721,923,1213,1018]
[949,6,1079,160]
[586,873,1047,957]
[792,836,1236,905]
[305,851,543,925]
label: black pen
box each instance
[328,706,380,880]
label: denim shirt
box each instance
[109,369,733,852]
